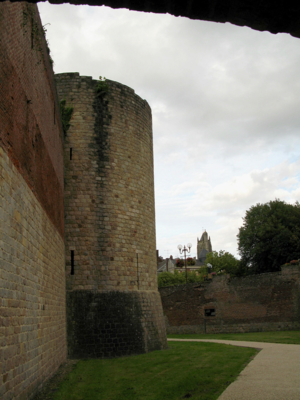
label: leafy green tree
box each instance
[204,250,240,276]
[158,270,202,288]
[157,271,177,287]
[237,199,300,274]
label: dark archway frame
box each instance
[5,0,300,38]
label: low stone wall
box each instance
[159,266,300,334]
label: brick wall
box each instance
[55,73,167,357]
[159,266,300,334]
[0,148,66,400]
[0,3,66,399]
[0,2,64,236]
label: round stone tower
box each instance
[55,73,167,358]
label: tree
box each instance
[157,270,202,288]
[237,199,300,274]
[204,250,240,276]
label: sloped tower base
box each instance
[67,290,166,358]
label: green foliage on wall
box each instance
[96,76,109,96]
[59,99,73,136]
[204,250,240,276]
[158,270,203,288]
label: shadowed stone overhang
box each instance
[5,0,300,38]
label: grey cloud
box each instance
[38,3,300,256]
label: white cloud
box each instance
[38,2,300,259]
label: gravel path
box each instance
[168,339,300,400]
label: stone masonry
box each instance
[0,2,167,396]
[4,0,300,397]
[0,3,66,399]
[160,265,300,334]
[55,73,167,358]
[0,147,66,399]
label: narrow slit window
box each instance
[31,18,34,49]
[54,106,56,124]
[205,308,215,317]
[70,148,72,160]
[71,250,74,275]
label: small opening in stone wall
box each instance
[54,106,56,124]
[137,253,139,290]
[70,148,72,160]
[71,250,75,275]
[31,17,34,49]
[205,308,216,317]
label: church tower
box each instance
[197,231,212,264]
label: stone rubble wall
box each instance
[160,266,300,334]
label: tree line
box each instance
[158,199,300,288]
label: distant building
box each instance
[157,256,176,274]
[197,231,212,265]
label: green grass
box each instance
[51,342,257,400]
[168,330,300,344]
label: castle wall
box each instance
[55,73,167,357]
[159,266,300,334]
[0,3,66,399]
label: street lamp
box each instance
[177,243,192,284]
[207,263,212,274]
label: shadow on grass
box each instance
[37,341,257,400]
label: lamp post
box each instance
[177,243,192,284]
[207,263,212,274]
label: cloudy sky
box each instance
[38,2,300,259]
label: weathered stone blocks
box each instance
[0,147,66,400]
[0,3,66,399]
[67,290,166,358]
[160,267,300,334]
[55,73,167,357]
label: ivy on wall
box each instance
[95,76,109,97]
[59,99,73,136]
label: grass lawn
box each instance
[168,330,300,344]
[48,341,257,400]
